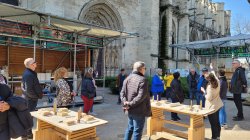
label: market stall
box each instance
[147,100,214,140]
[0,2,137,92]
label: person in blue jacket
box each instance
[196,68,209,107]
[151,68,164,101]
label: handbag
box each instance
[242,86,248,93]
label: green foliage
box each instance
[95,77,117,94]
[180,77,189,99]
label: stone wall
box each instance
[20,0,160,75]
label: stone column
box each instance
[138,0,160,74]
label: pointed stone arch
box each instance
[190,28,199,42]
[171,20,177,58]
[78,0,124,30]
[78,0,124,76]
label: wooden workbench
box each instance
[147,100,214,140]
[31,109,108,140]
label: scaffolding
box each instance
[170,34,250,71]
[0,2,138,90]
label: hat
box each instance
[202,68,208,72]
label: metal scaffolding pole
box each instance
[73,33,77,92]
[33,37,36,61]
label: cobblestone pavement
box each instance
[13,88,250,140]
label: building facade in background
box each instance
[16,0,230,75]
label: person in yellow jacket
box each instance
[164,71,174,100]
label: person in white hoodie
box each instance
[201,63,223,140]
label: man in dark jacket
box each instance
[187,68,199,100]
[120,61,151,140]
[230,60,247,121]
[0,84,11,140]
[0,84,33,140]
[116,68,127,105]
[170,72,184,121]
[22,58,43,139]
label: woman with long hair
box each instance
[54,67,74,107]
[201,64,223,140]
[81,68,96,114]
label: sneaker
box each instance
[171,118,178,121]
[223,124,228,129]
[89,112,98,116]
[176,116,181,120]
[21,136,28,140]
[233,117,244,121]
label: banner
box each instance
[0,19,32,36]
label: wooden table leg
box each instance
[34,119,55,140]
[147,108,164,137]
[188,115,205,140]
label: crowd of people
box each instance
[0,58,248,140]
[119,60,247,140]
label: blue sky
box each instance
[213,0,250,34]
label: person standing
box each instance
[89,68,98,115]
[120,61,151,140]
[81,68,96,114]
[22,58,43,140]
[54,67,75,107]
[164,71,174,100]
[170,72,184,121]
[202,63,223,140]
[230,60,247,121]
[196,68,209,107]
[116,68,128,105]
[0,83,11,140]
[0,70,7,84]
[218,70,228,128]
[187,68,199,100]
[151,68,164,101]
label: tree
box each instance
[232,15,250,35]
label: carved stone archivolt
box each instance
[78,0,124,72]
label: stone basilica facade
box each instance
[19,0,230,75]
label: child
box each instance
[218,70,228,128]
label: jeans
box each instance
[171,98,179,119]
[153,93,162,101]
[233,94,243,118]
[27,99,38,112]
[196,92,205,107]
[124,114,145,140]
[208,110,221,139]
[219,100,227,126]
[189,88,197,100]
[165,88,172,100]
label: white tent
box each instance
[170,34,250,50]
[169,34,250,69]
